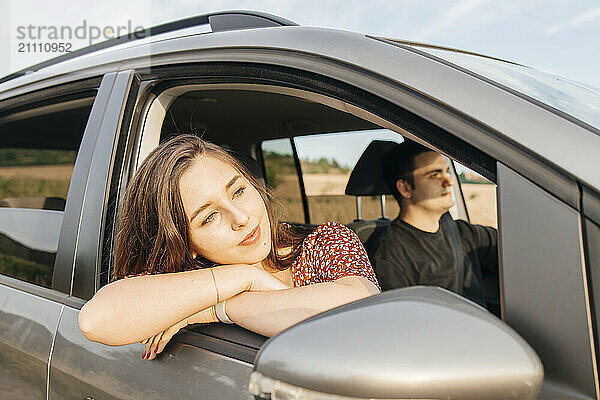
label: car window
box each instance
[0,96,94,288]
[132,82,501,321]
[454,162,498,228]
[293,129,402,224]
[261,138,304,223]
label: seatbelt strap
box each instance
[441,213,465,294]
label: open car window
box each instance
[0,95,94,288]
[115,78,501,355]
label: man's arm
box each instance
[457,221,498,275]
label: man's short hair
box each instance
[383,140,434,202]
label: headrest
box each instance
[345,140,400,196]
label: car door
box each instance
[0,76,99,398]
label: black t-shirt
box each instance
[372,214,499,311]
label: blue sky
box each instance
[1,0,599,88]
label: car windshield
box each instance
[411,46,600,131]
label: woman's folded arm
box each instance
[78,264,287,346]
[112,274,378,360]
[225,275,379,337]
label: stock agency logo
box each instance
[16,20,146,54]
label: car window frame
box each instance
[104,62,506,361]
[94,60,598,382]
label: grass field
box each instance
[0,165,73,200]
[0,165,73,179]
[461,183,497,228]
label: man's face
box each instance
[399,152,455,213]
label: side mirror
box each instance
[250,287,543,400]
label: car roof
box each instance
[1,12,598,191]
[0,10,298,86]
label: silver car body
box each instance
[0,12,598,400]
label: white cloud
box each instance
[544,5,600,34]
[572,5,600,25]
[413,0,492,41]
[543,24,561,35]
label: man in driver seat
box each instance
[373,140,499,314]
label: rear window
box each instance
[0,95,94,288]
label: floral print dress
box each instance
[290,221,381,290]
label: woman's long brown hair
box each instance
[113,134,311,281]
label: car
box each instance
[0,10,598,400]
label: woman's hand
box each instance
[140,306,220,360]
[141,319,186,360]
